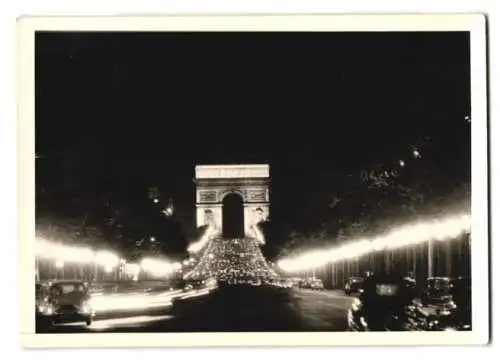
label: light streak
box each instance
[187,225,215,253]
[140,258,176,277]
[36,238,178,279]
[251,224,266,245]
[95,250,120,268]
[36,239,95,264]
[277,212,471,273]
[87,315,174,330]
[88,292,175,313]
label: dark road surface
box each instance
[38,286,355,333]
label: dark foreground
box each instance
[38,286,355,333]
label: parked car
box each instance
[448,276,471,330]
[36,280,95,328]
[347,274,418,331]
[300,278,324,290]
[344,277,364,295]
[421,277,453,306]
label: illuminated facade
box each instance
[194,164,270,240]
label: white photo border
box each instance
[17,13,489,348]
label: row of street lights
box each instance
[35,237,182,282]
[35,191,176,282]
[277,212,471,274]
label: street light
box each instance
[428,238,434,278]
[55,260,64,279]
[277,212,470,273]
[162,198,174,216]
[162,207,173,217]
[150,236,156,243]
[153,198,159,204]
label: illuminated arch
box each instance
[194,164,270,241]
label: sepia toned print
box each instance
[18,15,489,347]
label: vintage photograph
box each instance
[19,15,489,346]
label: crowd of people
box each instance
[185,237,277,282]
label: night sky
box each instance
[35,32,471,259]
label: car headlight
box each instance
[438,309,451,316]
[352,298,362,311]
[39,304,53,315]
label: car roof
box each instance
[368,274,408,283]
[49,280,87,285]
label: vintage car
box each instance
[426,277,472,331]
[299,278,324,290]
[344,277,364,295]
[36,280,95,328]
[421,277,453,306]
[347,275,419,331]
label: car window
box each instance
[433,279,450,288]
[52,283,85,295]
[375,284,399,296]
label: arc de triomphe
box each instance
[194,164,270,238]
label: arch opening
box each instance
[222,193,244,239]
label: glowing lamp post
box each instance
[94,250,119,282]
[277,213,471,279]
[173,262,182,272]
[162,198,174,217]
[162,207,173,217]
[55,260,64,279]
[428,238,434,278]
